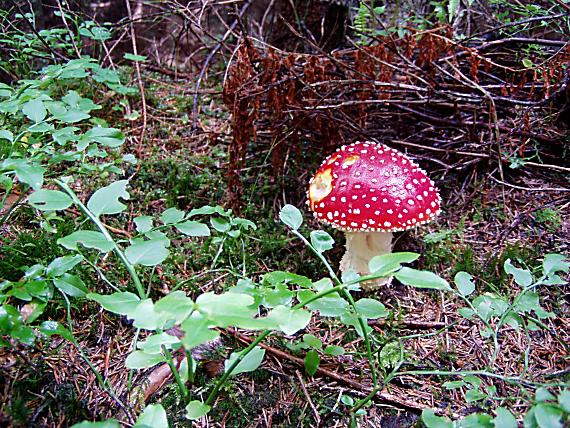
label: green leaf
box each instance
[305,296,349,317]
[354,298,388,319]
[524,408,538,428]
[138,332,181,354]
[266,271,312,288]
[129,299,161,330]
[1,158,45,190]
[465,389,487,403]
[279,204,303,230]
[421,409,453,428]
[154,291,194,326]
[493,407,517,428]
[176,221,210,237]
[267,305,311,335]
[543,254,569,277]
[379,341,401,368]
[53,274,88,297]
[558,390,570,413]
[124,53,148,62]
[84,127,125,148]
[304,350,320,376]
[180,315,219,349]
[210,217,230,232]
[71,420,120,428]
[134,216,153,233]
[125,239,169,266]
[522,58,534,68]
[87,292,140,316]
[340,312,372,337]
[447,0,459,21]
[39,321,73,341]
[536,388,556,402]
[134,403,168,428]
[0,130,13,142]
[28,189,73,211]
[534,403,563,428]
[504,259,533,287]
[46,255,83,277]
[53,109,90,123]
[87,180,130,217]
[196,292,265,329]
[394,267,451,290]
[58,230,114,252]
[443,380,465,389]
[368,252,419,277]
[324,345,345,356]
[185,401,210,420]
[302,334,322,349]
[160,207,185,224]
[125,351,165,369]
[224,346,265,375]
[22,98,47,123]
[310,230,334,252]
[454,271,475,296]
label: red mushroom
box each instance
[307,141,441,288]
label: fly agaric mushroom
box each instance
[307,141,441,288]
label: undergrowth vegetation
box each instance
[1,1,569,428]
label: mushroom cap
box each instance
[307,141,441,232]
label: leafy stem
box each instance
[56,179,146,298]
[290,229,378,388]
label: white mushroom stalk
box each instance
[340,231,393,287]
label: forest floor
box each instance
[0,15,570,422]
[1,60,569,427]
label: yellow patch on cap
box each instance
[342,155,360,167]
[309,168,333,209]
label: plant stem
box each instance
[59,290,134,423]
[291,230,378,387]
[163,345,188,402]
[204,284,347,407]
[398,369,569,388]
[56,179,146,298]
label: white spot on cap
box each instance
[355,184,361,189]
[319,202,325,208]
[371,197,378,202]
[341,197,346,203]
[384,221,391,227]
[408,199,415,205]
[331,196,336,201]
[387,209,393,214]
[382,198,388,203]
[327,212,333,220]
[350,222,358,227]
[354,208,361,214]
[352,195,358,200]
[374,210,381,215]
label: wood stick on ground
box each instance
[228,329,448,415]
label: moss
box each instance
[0,215,75,281]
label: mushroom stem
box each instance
[339,231,393,289]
